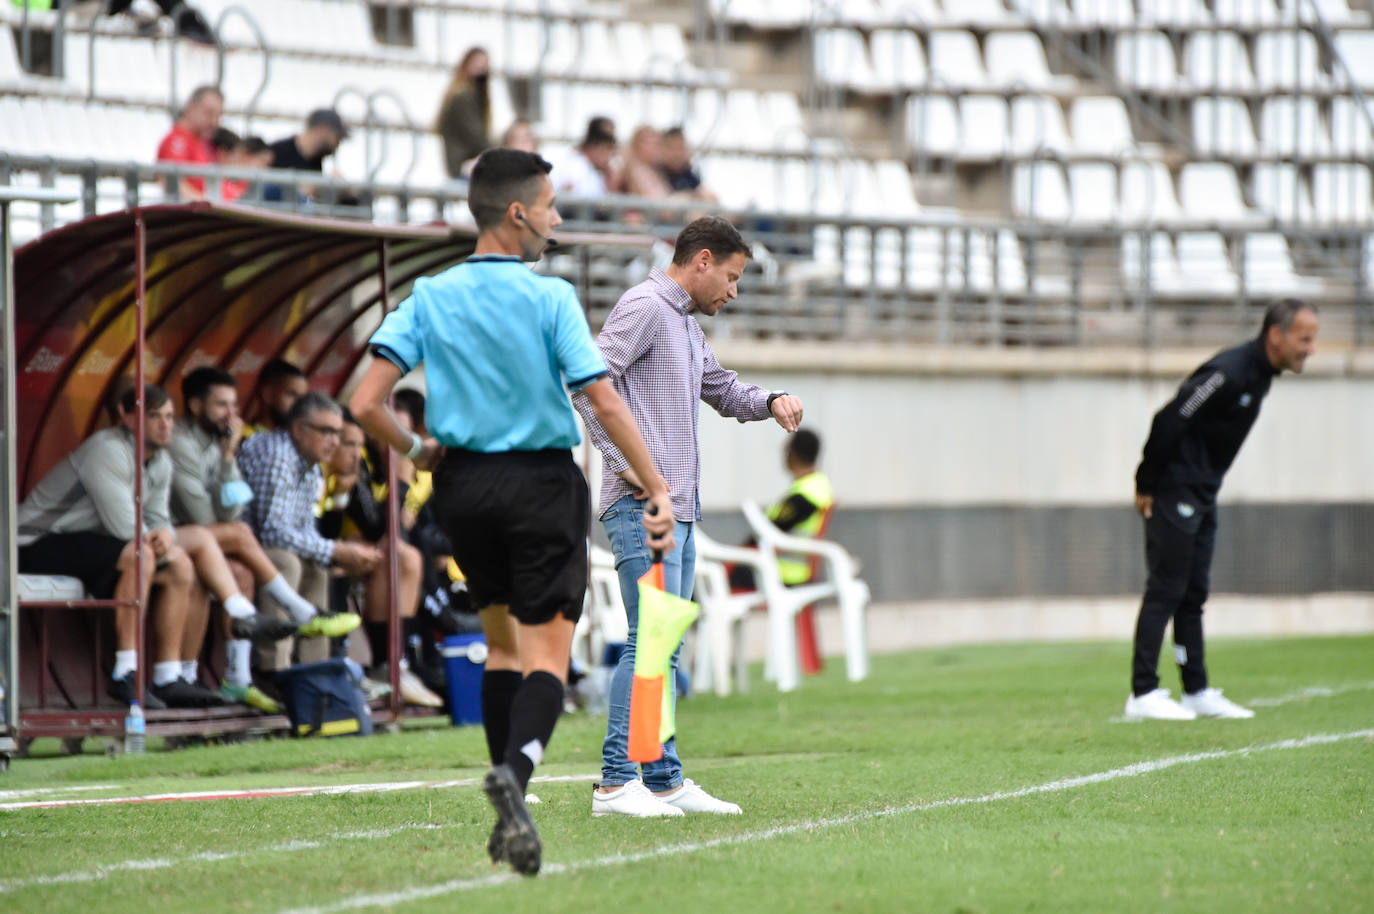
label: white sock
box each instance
[181,660,198,682]
[223,592,256,620]
[265,574,317,625]
[152,661,182,686]
[225,640,252,688]
[113,650,137,679]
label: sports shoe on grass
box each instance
[657,778,742,815]
[107,672,166,710]
[1181,687,1255,719]
[1124,688,1196,720]
[151,678,225,709]
[591,779,685,818]
[400,668,443,708]
[297,612,362,639]
[483,764,541,876]
[220,682,283,713]
[229,614,299,643]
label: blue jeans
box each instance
[600,494,696,790]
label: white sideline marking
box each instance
[0,785,117,801]
[1248,681,1374,707]
[0,773,599,811]
[0,824,448,894]
[275,728,1374,914]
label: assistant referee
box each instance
[350,148,674,876]
[1125,299,1318,721]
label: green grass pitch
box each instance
[2,636,1370,913]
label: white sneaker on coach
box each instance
[657,779,742,815]
[1181,688,1255,719]
[1124,688,1197,720]
[592,779,685,817]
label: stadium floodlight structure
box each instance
[1,186,78,769]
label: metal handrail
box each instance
[213,5,273,134]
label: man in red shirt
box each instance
[156,85,224,200]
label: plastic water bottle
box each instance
[123,701,145,755]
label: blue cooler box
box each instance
[441,634,487,726]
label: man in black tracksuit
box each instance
[1126,299,1319,721]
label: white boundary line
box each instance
[274,728,1374,914]
[0,773,598,812]
[0,824,450,894]
[1248,681,1374,707]
[0,785,117,801]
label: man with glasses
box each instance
[239,392,381,673]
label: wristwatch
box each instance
[766,390,788,410]
[404,432,424,460]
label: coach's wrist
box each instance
[403,432,424,460]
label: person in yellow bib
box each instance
[731,429,833,590]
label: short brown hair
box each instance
[671,216,751,267]
[107,379,171,421]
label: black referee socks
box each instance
[503,671,564,791]
[481,668,524,766]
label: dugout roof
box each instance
[12,202,473,494]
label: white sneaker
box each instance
[657,778,742,815]
[591,779,685,817]
[1124,688,1197,720]
[1181,688,1255,719]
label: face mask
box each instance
[220,480,254,509]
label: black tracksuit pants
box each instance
[1132,487,1216,697]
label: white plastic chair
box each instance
[1175,232,1239,295]
[1013,160,1072,221]
[871,28,928,89]
[1312,164,1373,224]
[1179,163,1261,223]
[959,94,1009,158]
[691,529,771,696]
[985,31,1075,91]
[1009,95,1071,154]
[1183,31,1255,91]
[1252,163,1315,223]
[1259,97,1331,158]
[1115,30,1177,90]
[738,501,870,693]
[929,29,990,89]
[1254,32,1328,89]
[1120,161,1185,223]
[1192,97,1259,157]
[1069,96,1136,154]
[1334,31,1374,87]
[1070,163,1120,223]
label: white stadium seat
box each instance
[1312,164,1373,224]
[1183,31,1255,91]
[908,94,960,157]
[1120,162,1184,224]
[1069,96,1136,154]
[870,29,928,90]
[1069,163,1119,222]
[959,95,1009,158]
[1254,32,1329,89]
[1012,161,1071,221]
[1174,232,1239,294]
[928,30,991,89]
[1009,95,1071,154]
[1179,163,1262,224]
[1192,97,1258,158]
[984,31,1075,91]
[1115,31,1177,90]
[1252,164,1315,224]
[1259,97,1331,158]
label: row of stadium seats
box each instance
[713,0,1370,30]
[815,27,1360,93]
[1013,159,1374,224]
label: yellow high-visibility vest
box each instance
[767,471,833,585]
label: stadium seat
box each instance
[1174,232,1239,294]
[928,30,991,90]
[1333,32,1374,87]
[966,229,1029,293]
[1212,0,1280,26]
[984,31,1075,92]
[1183,31,1255,91]
[1312,164,1373,223]
[813,27,879,92]
[1069,163,1119,222]
[907,94,960,157]
[1069,96,1136,154]
[1122,231,1184,294]
[1300,0,1370,25]
[1179,163,1262,223]
[1012,160,1071,221]
[905,225,963,292]
[945,0,1023,27]
[1142,0,1215,27]
[1115,31,1177,90]
[1254,32,1329,89]
[1192,97,1258,158]
[959,95,1010,159]
[1331,96,1374,155]
[1259,97,1331,158]
[1242,233,1326,295]
[1071,0,1135,26]
[1018,0,1075,23]
[1009,95,1071,154]
[870,28,928,90]
[1252,163,1315,223]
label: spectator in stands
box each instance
[551,117,618,199]
[316,411,439,706]
[728,428,833,591]
[436,47,493,180]
[239,392,382,673]
[659,126,717,203]
[614,125,673,199]
[211,130,272,203]
[243,358,309,438]
[156,85,223,201]
[170,367,361,710]
[266,109,349,202]
[572,216,804,818]
[107,0,216,45]
[499,120,538,154]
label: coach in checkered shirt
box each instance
[574,216,804,818]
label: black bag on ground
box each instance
[274,658,373,737]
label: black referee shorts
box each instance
[431,448,588,626]
[18,531,128,599]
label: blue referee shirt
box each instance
[369,255,607,452]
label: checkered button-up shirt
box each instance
[573,269,772,522]
[239,427,335,565]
